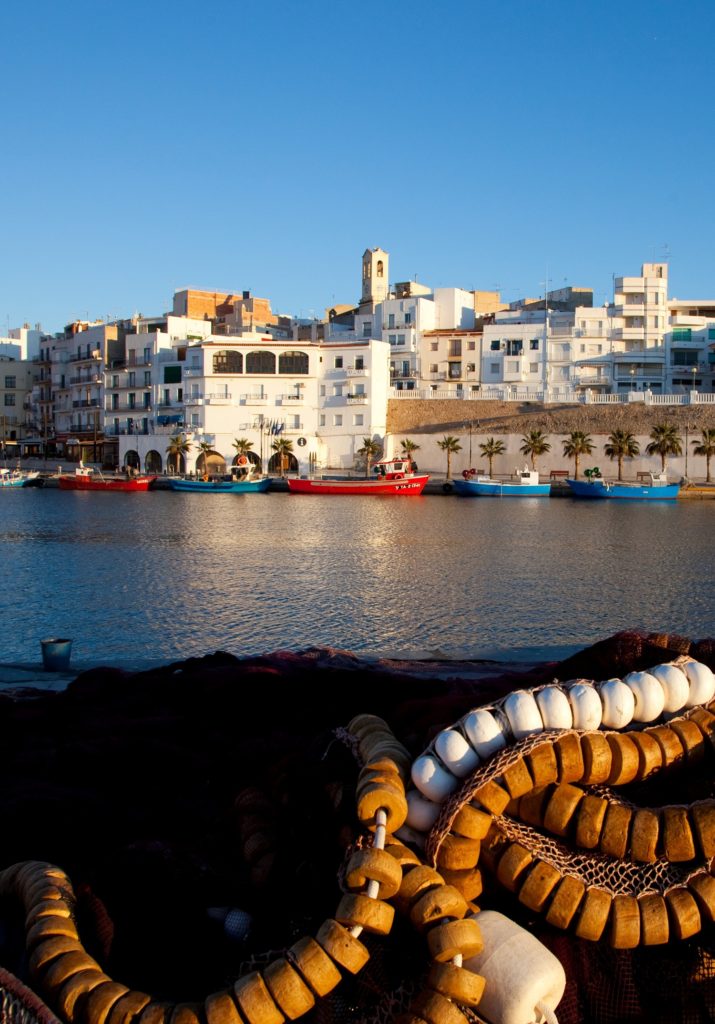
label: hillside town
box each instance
[2,249,714,476]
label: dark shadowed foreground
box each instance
[0,631,714,1024]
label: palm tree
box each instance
[357,437,382,478]
[519,430,551,472]
[400,438,420,464]
[646,422,682,474]
[692,428,715,483]
[166,433,191,475]
[479,437,506,478]
[437,435,462,481]
[232,437,254,458]
[562,431,595,480]
[197,441,214,478]
[604,430,640,481]
[271,437,295,477]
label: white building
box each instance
[118,331,391,475]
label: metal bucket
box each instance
[40,638,73,672]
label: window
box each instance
[448,363,462,379]
[362,322,371,338]
[4,394,15,406]
[191,413,199,427]
[430,342,438,351]
[405,312,412,325]
[355,383,365,396]
[144,347,151,362]
[289,415,300,429]
[334,414,342,426]
[388,313,395,328]
[319,385,326,397]
[530,339,539,350]
[334,384,343,397]
[709,329,715,341]
[163,389,170,406]
[389,334,397,344]
[143,393,151,408]
[672,328,692,342]
[128,393,136,409]
[430,364,438,373]
[111,394,118,410]
[355,357,364,370]
[490,362,500,374]
[505,340,522,356]
[354,414,364,426]
[376,260,384,278]
[128,372,136,386]
[449,340,462,357]
[507,360,519,373]
[490,339,500,351]
[319,414,326,426]
[279,351,309,374]
[466,363,476,372]
[144,371,151,385]
[396,334,405,345]
[246,350,275,373]
[529,362,538,373]
[467,341,476,350]
[214,350,243,373]
[4,376,16,388]
[164,366,181,384]
[334,356,343,369]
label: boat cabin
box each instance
[373,457,416,480]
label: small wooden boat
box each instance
[58,465,156,492]
[565,471,680,501]
[287,457,429,495]
[454,467,551,497]
[0,467,41,488]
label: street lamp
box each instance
[685,422,690,479]
[629,367,636,392]
[691,365,698,392]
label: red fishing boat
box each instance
[287,457,429,495]
[58,465,156,492]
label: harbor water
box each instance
[1,488,713,672]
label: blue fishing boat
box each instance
[0,468,41,488]
[453,467,551,497]
[167,464,271,493]
[566,470,680,501]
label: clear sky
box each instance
[3,0,715,334]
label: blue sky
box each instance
[2,0,715,333]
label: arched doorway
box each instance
[124,450,140,471]
[268,451,298,475]
[145,450,163,473]
[196,450,226,477]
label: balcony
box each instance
[278,394,304,404]
[240,394,268,405]
[108,404,152,414]
[347,394,368,404]
[72,399,100,409]
[68,353,101,365]
[346,367,369,377]
[183,367,203,377]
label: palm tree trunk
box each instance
[488,456,493,477]
[574,455,579,480]
[446,452,452,480]
[707,454,711,483]
[617,456,623,482]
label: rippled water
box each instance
[1,489,713,669]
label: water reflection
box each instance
[0,490,713,669]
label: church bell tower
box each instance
[361,247,389,305]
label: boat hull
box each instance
[287,475,429,495]
[566,479,680,500]
[453,479,551,497]
[58,475,156,492]
[167,478,271,493]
